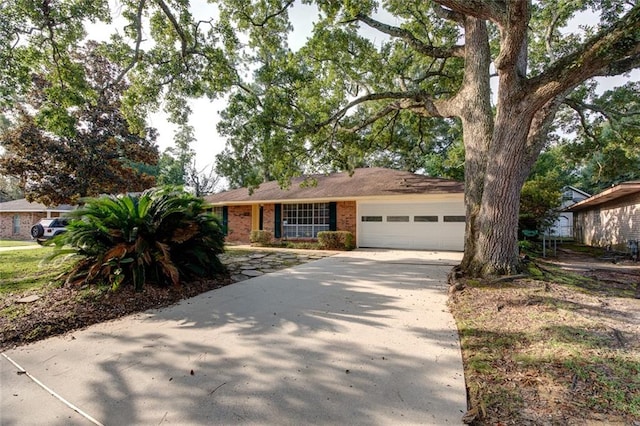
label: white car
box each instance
[30,218,69,244]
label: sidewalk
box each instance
[0,244,41,252]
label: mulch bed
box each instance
[0,275,232,351]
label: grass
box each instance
[0,247,75,328]
[0,247,69,295]
[0,240,38,247]
[450,257,640,424]
[0,245,318,297]
[563,355,640,414]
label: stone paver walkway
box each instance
[219,247,336,283]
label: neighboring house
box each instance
[0,198,74,240]
[565,181,640,250]
[206,167,466,251]
[548,186,591,237]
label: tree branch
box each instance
[108,0,146,91]
[154,0,190,57]
[602,54,640,77]
[563,97,640,126]
[433,0,506,22]
[340,104,398,134]
[355,14,464,58]
[432,3,464,25]
[40,0,66,89]
[313,90,452,130]
[240,0,294,27]
[527,4,640,109]
[494,1,529,74]
[544,8,561,62]
[562,98,600,144]
[525,93,568,168]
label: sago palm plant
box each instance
[48,187,225,291]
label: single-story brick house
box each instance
[565,181,640,250]
[206,168,466,251]
[0,198,74,240]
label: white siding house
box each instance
[549,186,591,238]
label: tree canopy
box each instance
[157,124,222,195]
[0,174,23,202]
[1,1,638,275]
[0,42,158,206]
[157,125,197,187]
[557,81,640,193]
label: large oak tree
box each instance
[1,1,638,275]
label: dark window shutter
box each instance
[259,206,264,230]
[274,203,281,238]
[222,206,229,235]
[329,202,337,231]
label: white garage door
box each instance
[359,201,465,251]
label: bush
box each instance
[250,230,273,246]
[317,231,355,250]
[284,241,321,250]
[47,187,226,291]
[518,239,534,252]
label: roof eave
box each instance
[207,192,464,206]
[564,185,591,198]
[565,182,640,212]
[0,208,73,213]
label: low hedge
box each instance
[250,230,273,246]
[317,231,355,251]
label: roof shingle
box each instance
[0,198,74,212]
[206,168,464,204]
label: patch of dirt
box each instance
[450,246,640,425]
[543,247,640,298]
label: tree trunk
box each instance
[460,3,538,277]
[461,47,551,276]
[455,16,496,275]
[471,108,532,276]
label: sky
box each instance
[80,2,640,170]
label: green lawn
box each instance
[0,240,38,247]
[0,247,68,295]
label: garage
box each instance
[358,201,465,251]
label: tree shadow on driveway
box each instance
[2,251,466,425]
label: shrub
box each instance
[518,239,534,252]
[284,241,321,250]
[250,230,273,246]
[47,187,226,291]
[317,231,355,250]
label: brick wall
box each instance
[223,201,357,245]
[226,205,253,244]
[337,201,357,241]
[1,212,41,240]
[262,204,275,236]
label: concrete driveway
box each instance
[1,249,466,425]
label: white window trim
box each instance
[12,214,20,234]
[283,203,330,239]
